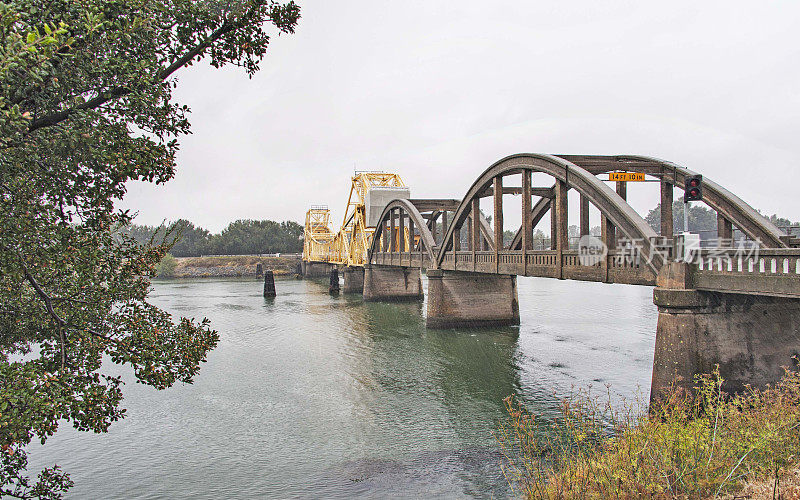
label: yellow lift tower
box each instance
[302,206,335,263]
[303,172,408,267]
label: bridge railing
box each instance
[691,248,800,298]
[434,249,656,285]
[370,251,430,269]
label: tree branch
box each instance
[26,16,243,134]
[1,243,68,369]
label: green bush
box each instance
[155,253,178,278]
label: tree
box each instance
[121,220,213,257]
[645,200,799,239]
[0,0,300,497]
[645,198,719,235]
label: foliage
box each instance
[645,199,719,235]
[207,219,302,255]
[646,199,799,238]
[155,253,177,278]
[0,0,300,497]
[122,218,303,256]
[495,369,800,499]
[120,219,212,257]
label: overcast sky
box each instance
[121,0,800,233]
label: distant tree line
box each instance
[120,219,304,257]
[644,199,798,237]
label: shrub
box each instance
[155,253,178,278]
[495,368,800,498]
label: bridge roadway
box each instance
[303,153,800,400]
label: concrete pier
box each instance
[651,262,800,399]
[362,264,423,302]
[263,270,276,297]
[301,261,331,278]
[426,269,519,328]
[342,266,365,294]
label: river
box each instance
[28,275,657,499]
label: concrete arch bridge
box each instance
[303,154,800,397]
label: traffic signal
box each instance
[684,175,703,202]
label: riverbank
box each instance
[170,255,300,278]
[497,369,800,499]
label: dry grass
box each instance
[171,255,300,277]
[495,368,800,499]
[176,255,298,268]
[728,467,800,499]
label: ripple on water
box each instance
[25,276,658,499]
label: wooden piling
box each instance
[329,267,340,294]
[263,270,276,297]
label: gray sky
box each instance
[122,0,800,233]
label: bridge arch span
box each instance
[433,153,664,272]
[367,198,438,266]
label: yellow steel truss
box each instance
[303,206,335,262]
[302,173,407,266]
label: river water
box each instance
[28,275,657,499]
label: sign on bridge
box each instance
[608,172,645,182]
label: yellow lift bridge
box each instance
[303,172,409,267]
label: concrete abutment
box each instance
[426,269,520,328]
[342,266,365,294]
[362,265,423,302]
[651,262,800,400]
[301,261,332,279]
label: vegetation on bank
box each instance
[496,369,800,499]
[120,219,304,257]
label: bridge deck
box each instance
[367,247,800,299]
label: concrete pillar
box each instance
[426,269,519,328]
[651,262,800,400]
[263,270,276,297]
[256,263,263,277]
[579,194,590,238]
[302,261,330,278]
[661,179,674,238]
[362,264,423,302]
[493,176,503,252]
[717,214,733,243]
[342,266,364,294]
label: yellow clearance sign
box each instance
[609,172,645,182]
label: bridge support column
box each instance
[426,269,519,328]
[362,264,423,302]
[342,266,365,294]
[302,261,331,278]
[651,262,800,400]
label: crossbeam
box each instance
[479,186,554,198]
